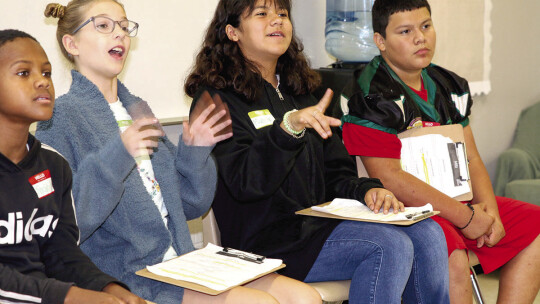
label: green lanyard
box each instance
[382,60,443,123]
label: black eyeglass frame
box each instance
[72,16,139,37]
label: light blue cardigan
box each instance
[36,70,216,303]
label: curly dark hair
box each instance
[184,0,320,101]
[372,0,431,38]
[0,29,38,49]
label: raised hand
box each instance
[183,92,233,146]
[282,89,342,139]
[121,118,164,158]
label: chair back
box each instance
[513,101,540,161]
[202,209,221,246]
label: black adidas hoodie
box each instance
[0,134,123,304]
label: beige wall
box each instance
[4,0,538,181]
[468,0,540,179]
[292,0,540,181]
[0,0,221,121]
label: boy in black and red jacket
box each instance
[341,0,540,302]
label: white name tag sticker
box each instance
[248,109,275,129]
[28,170,55,199]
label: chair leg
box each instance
[470,267,485,304]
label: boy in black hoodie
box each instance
[0,29,145,304]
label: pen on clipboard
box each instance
[406,210,432,220]
[216,248,266,264]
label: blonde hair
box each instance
[44,0,123,62]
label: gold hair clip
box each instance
[55,3,65,18]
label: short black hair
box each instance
[0,29,38,49]
[372,0,431,38]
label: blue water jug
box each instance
[325,0,378,62]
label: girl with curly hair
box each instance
[185,0,450,303]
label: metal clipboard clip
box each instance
[216,247,266,264]
[405,210,434,221]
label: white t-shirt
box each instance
[109,100,177,261]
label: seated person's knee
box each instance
[449,249,471,278]
[290,286,322,304]
[253,295,280,304]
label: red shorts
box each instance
[432,196,540,274]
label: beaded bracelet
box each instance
[457,203,475,230]
[283,110,306,139]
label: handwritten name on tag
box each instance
[248,110,275,129]
[28,170,55,199]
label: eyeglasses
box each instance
[72,16,139,37]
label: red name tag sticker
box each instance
[422,121,441,127]
[28,170,55,199]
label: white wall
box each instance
[0,0,220,121]
[467,0,540,179]
[3,0,539,181]
[292,1,333,68]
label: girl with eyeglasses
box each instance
[35,0,322,303]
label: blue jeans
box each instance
[304,219,449,304]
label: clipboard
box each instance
[136,246,286,296]
[295,202,439,226]
[398,124,473,201]
[136,265,285,295]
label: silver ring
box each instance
[385,195,393,199]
